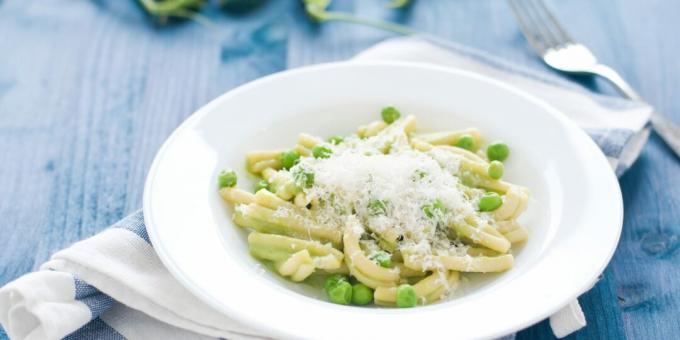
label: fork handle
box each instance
[593,64,680,158]
[592,64,643,100]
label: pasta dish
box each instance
[218,107,529,307]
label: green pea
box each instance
[368,199,388,216]
[396,284,417,308]
[455,134,476,151]
[328,135,344,145]
[479,192,503,211]
[327,280,353,305]
[351,283,373,305]
[312,145,332,159]
[370,250,392,268]
[217,169,237,188]
[487,142,510,162]
[280,150,300,170]
[487,160,504,180]
[381,106,401,124]
[325,274,349,292]
[422,199,444,219]
[255,179,270,192]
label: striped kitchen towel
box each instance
[0,36,652,340]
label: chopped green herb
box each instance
[312,145,333,159]
[293,168,315,188]
[413,169,428,180]
[368,199,389,215]
[370,250,392,268]
[255,179,270,192]
[422,199,445,218]
[328,135,344,145]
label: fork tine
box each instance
[508,0,572,54]
[532,0,573,45]
[508,0,549,55]
[516,0,562,49]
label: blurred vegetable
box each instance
[303,0,414,35]
[218,0,267,12]
[137,0,415,35]
[137,0,212,25]
[387,0,411,8]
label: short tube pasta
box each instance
[414,128,482,148]
[403,253,514,273]
[343,227,400,287]
[374,271,460,305]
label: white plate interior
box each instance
[144,62,622,339]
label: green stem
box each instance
[322,11,416,35]
[387,0,411,9]
[138,0,215,28]
[138,0,202,16]
[171,9,217,29]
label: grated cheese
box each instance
[280,122,482,260]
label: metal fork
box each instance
[508,0,680,158]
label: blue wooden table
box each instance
[1,0,679,338]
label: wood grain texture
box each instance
[1,0,679,339]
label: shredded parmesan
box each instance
[281,125,480,258]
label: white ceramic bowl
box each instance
[144,62,622,339]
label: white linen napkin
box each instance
[0,37,652,340]
[357,36,651,176]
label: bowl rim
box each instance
[143,60,623,339]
